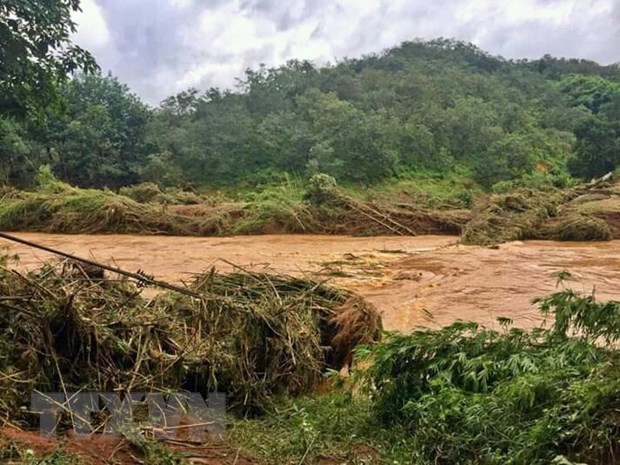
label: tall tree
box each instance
[568,118,620,180]
[0,0,98,119]
[38,74,151,188]
[0,117,30,185]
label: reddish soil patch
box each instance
[0,427,133,464]
[0,427,257,464]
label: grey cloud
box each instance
[484,0,620,63]
[78,0,620,105]
[240,0,325,31]
[91,0,211,101]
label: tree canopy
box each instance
[2,36,620,189]
[0,0,98,119]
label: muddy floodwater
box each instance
[3,233,620,332]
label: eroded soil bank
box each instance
[3,233,620,331]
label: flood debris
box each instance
[462,181,620,245]
[461,188,562,246]
[0,169,468,237]
[547,214,614,241]
[0,258,381,426]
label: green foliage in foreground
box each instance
[230,390,418,464]
[1,274,618,465]
[359,286,620,464]
[234,281,620,465]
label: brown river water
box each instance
[3,233,620,332]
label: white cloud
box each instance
[72,0,110,50]
[72,0,620,104]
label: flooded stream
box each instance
[3,233,620,332]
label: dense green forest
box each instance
[2,38,620,192]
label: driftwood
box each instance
[589,171,613,186]
[338,195,417,236]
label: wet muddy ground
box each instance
[3,233,620,331]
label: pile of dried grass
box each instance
[461,189,563,245]
[0,259,381,422]
[552,214,614,241]
[119,182,205,205]
[0,188,201,235]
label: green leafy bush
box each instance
[304,173,339,205]
[358,284,620,464]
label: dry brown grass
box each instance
[0,258,381,422]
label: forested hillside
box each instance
[2,39,620,192]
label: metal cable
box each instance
[0,232,201,298]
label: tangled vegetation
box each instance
[5,166,620,245]
[551,214,614,241]
[0,257,380,422]
[118,182,205,205]
[461,188,563,245]
[0,253,619,464]
[0,167,470,237]
[5,165,620,247]
[462,182,620,245]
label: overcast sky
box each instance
[72,0,620,105]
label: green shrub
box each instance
[304,173,339,205]
[358,286,620,464]
[34,165,74,194]
[234,177,314,234]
